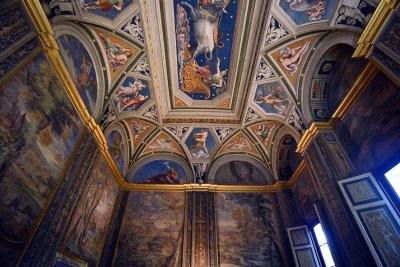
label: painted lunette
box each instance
[354,0,400,57]
[21,0,124,185]
[296,62,378,154]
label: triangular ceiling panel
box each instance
[92,27,140,81]
[216,131,262,160]
[143,131,185,156]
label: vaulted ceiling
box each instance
[41,0,378,182]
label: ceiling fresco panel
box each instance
[278,0,336,25]
[253,80,292,117]
[184,127,217,161]
[174,0,239,101]
[79,0,135,20]
[112,76,151,112]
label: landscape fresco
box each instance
[174,0,239,100]
[114,192,185,266]
[217,193,283,266]
[57,34,97,115]
[334,73,400,173]
[63,156,119,266]
[131,160,187,184]
[293,168,319,223]
[0,53,83,266]
[106,130,126,174]
[214,161,273,185]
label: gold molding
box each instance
[296,62,378,154]
[354,0,400,57]
[21,0,125,185]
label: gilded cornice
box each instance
[22,0,125,185]
[354,0,400,57]
[120,160,306,192]
[296,62,378,154]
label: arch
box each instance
[208,155,274,185]
[300,30,361,124]
[53,22,105,120]
[126,154,192,184]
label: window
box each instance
[385,162,400,198]
[313,223,335,267]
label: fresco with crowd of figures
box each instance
[114,192,185,266]
[0,53,83,266]
[334,72,400,173]
[216,193,284,266]
[62,156,119,266]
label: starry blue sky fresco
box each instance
[175,0,239,100]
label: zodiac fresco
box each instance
[131,160,187,184]
[185,128,215,160]
[113,77,150,112]
[57,34,98,114]
[80,0,133,19]
[279,41,310,76]
[100,33,132,72]
[175,0,238,100]
[254,82,290,116]
[279,0,335,25]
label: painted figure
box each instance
[190,129,209,159]
[108,132,124,170]
[113,78,149,112]
[255,84,289,114]
[285,0,326,21]
[279,41,310,76]
[176,0,232,99]
[81,0,125,13]
[100,33,132,71]
[140,169,180,184]
[76,44,94,90]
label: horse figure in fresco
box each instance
[180,0,228,60]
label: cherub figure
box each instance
[278,41,310,76]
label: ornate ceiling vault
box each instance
[17,0,382,186]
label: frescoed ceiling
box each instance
[38,0,380,183]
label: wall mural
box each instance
[174,0,238,100]
[57,34,98,115]
[334,73,400,173]
[217,193,283,266]
[254,81,290,116]
[80,0,134,19]
[62,156,119,266]
[114,191,185,266]
[106,130,126,174]
[131,160,187,184]
[279,0,335,24]
[112,77,150,112]
[293,167,319,223]
[0,53,83,265]
[185,128,216,160]
[214,160,273,185]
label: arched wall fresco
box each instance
[104,122,129,176]
[54,23,105,119]
[208,155,274,185]
[126,154,192,184]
